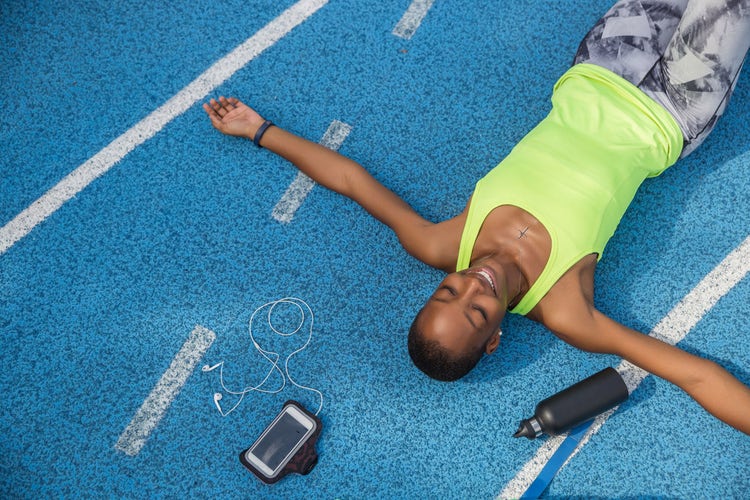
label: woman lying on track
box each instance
[204,0,750,435]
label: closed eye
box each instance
[440,285,457,296]
[472,304,488,321]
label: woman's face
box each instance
[418,266,507,357]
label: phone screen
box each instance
[251,411,311,472]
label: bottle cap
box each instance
[513,417,542,439]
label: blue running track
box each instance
[2,0,749,498]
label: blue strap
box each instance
[520,420,594,499]
[253,119,274,147]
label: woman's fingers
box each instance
[218,96,239,117]
[202,101,227,131]
[205,99,220,116]
[207,97,229,118]
[204,111,224,130]
[204,96,257,137]
[205,97,246,120]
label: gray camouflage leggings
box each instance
[574,0,750,157]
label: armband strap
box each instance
[253,120,274,147]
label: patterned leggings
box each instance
[574,0,750,157]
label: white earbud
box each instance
[202,363,222,372]
[213,393,224,414]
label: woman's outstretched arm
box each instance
[203,96,455,267]
[549,297,750,435]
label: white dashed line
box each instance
[393,0,435,39]
[115,325,216,457]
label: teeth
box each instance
[475,269,496,293]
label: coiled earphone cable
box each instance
[202,297,324,416]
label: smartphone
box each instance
[240,401,320,483]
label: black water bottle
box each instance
[513,367,629,439]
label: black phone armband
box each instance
[239,400,322,484]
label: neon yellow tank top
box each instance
[456,63,683,315]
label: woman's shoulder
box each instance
[526,253,598,327]
[420,210,469,271]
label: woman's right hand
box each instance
[202,96,265,139]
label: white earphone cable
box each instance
[203,297,324,416]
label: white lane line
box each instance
[115,325,216,457]
[271,119,352,223]
[0,0,328,256]
[498,234,750,499]
[392,0,436,39]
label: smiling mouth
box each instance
[466,267,497,296]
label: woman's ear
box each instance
[485,329,502,355]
